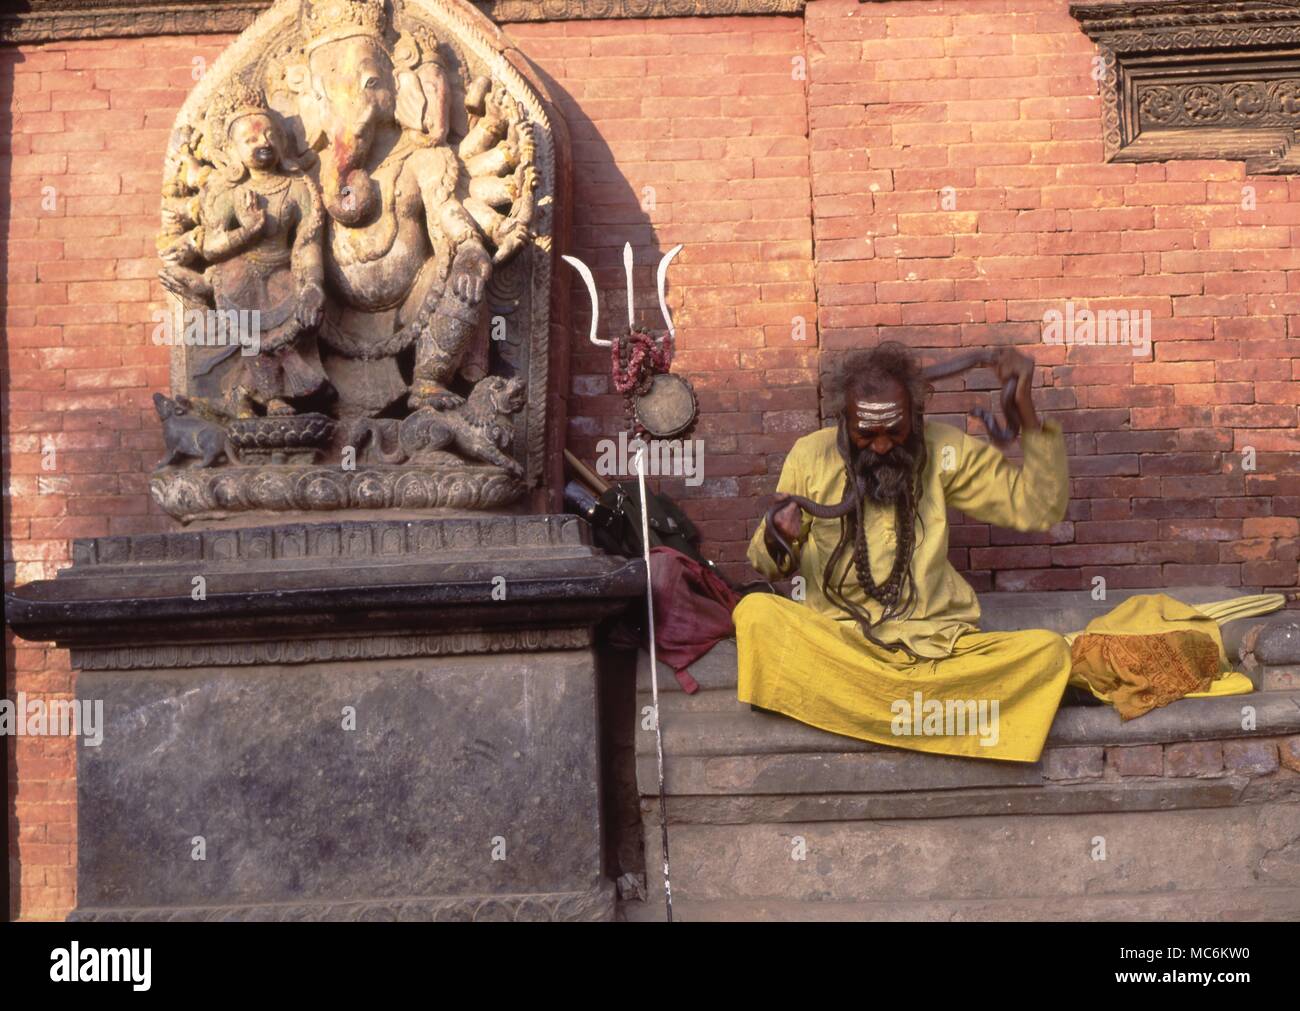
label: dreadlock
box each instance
[820,342,932,659]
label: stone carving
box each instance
[160,81,330,419]
[1072,0,1300,171]
[0,1,808,45]
[154,393,239,468]
[227,412,337,463]
[69,515,590,569]
[151,0,562,520]
[345,374,526,471]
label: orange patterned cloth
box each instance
[1069,629,1222,721]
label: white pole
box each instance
[624,242,636,332]
[636,446,673,922]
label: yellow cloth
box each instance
[746,419,1070,658]
[735,593,1071,762]
[1062,592,1285,709]
[1069,629,1220,720]
[738,419,1072,762]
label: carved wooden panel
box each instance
[1072,1,1300,172]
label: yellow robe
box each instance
[736,419,1074,762]
[735,421,1281,762]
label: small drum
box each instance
[634,373,698,439]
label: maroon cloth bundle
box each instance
[647,546,744,694]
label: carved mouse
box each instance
[154,393,237,468]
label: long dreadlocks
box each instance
[820,342,932,659]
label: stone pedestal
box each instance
[6,515,642,921]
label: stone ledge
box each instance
[71,882,616,922]
[636,685,1300,755]
[620,887,1300,922]
[7,515,645,649]
[638,773,1300,823]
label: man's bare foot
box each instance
[267,398,295,416]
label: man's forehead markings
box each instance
[854,398,904,428]
[855,401,900,411]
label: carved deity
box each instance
[277,0,536,416]
[160,84,329,418]
[150,0,558,521]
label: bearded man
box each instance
[735,341,1073,763]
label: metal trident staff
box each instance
[634,444,673,922]
[562,244,680,921]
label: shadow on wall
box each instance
[526,61,674,485]
[525,58,659,897]
[2,47,18,924]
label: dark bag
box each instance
[589,482,777,599]
[591,481,706,564]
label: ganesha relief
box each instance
[150,0,561,521]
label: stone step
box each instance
[635,804,1300,914]
[635,688,1300,762]
[620,887,1300,922]
[638,776,1262,825]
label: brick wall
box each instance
[3,1,1298,919]
[806,0,1299,594]
[508,16,819,573]
[3,34,236,921]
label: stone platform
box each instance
[7,514,643,921]
[627,589,1300,921]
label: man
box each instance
[735,341,1072,762]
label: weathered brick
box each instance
[1164,741,1225,778]
[1043,747,1105,781]
[1222,739,1280,776]
[1106,745,1164,778]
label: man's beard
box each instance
[850,437,919,505]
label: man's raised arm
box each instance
[939,349,1069,533]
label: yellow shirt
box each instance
[747,419,1070,659]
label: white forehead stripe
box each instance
[855,399,903,426]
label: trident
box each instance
[561,242,683,922]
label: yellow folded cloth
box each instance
[1063,593,1285,718]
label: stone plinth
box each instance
[6,515,642,921]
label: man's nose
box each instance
[870,436,892,456]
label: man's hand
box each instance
[771,497,802,543]
[993,347,1041,433]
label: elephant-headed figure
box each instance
[276,0,537,420]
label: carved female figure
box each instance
[160,85,329,418]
